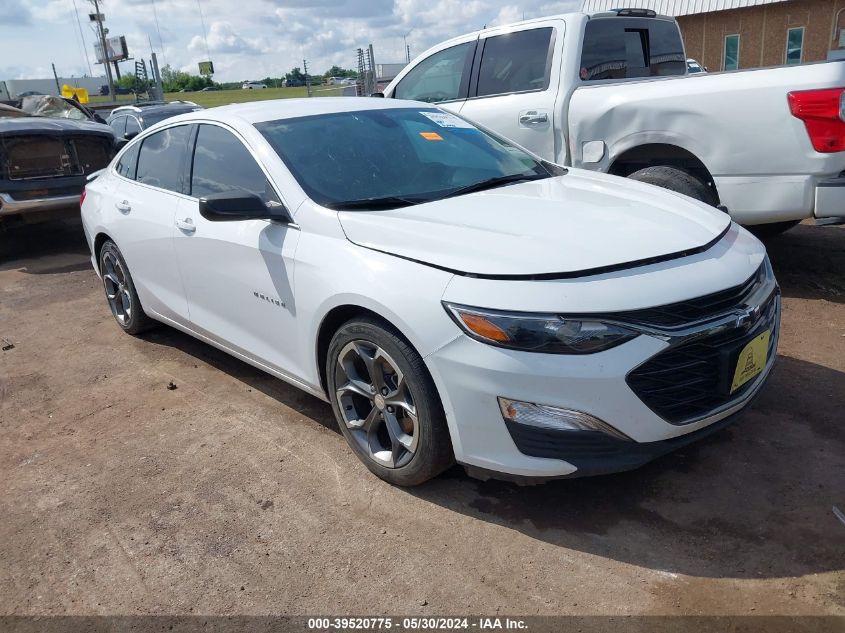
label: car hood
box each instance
[337,169,732,278]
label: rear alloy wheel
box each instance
[99,240,156,335]
[327,318,453,486]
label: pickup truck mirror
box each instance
[199,192,293,224]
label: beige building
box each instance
[582,0,845,70]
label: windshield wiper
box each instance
[437,173,549,200]
[325,195,425,211]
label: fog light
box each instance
[498,397,630,441]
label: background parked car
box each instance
[242,82,267,90]
[0,115,114,228]
[384,9,845,233]
[106,101,202,142]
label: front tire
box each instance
[99,240,156,335]
[628,165,716,206]
[326,317,453,486]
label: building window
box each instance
[723,34,740,70]
[786,27,804,64]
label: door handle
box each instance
[519,113,549,125]
[175,217,196,233]
[115,200,131,213]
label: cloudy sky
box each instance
[0,0,578,83]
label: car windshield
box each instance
[255,108,552,209]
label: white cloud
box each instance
[0,0,581,82]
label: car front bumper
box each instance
[426,290,780,481]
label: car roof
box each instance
[110,101,200,118]
[163,97,438,126]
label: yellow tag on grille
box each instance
[730,330,770,394]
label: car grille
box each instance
[610,263,767,328]
[626,292,779,425]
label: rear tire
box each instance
[326,317,453,486]
[99,240,156,335]
[628,165,717,206]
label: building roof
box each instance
[581,0,789,17]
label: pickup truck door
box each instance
[457,21,564,162]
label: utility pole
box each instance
[151,52,164,101]
[403,31,412,64]
[303,59,312,97]
[51,63,61,95]
[90,0,115,100]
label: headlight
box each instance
[443,303,638,354]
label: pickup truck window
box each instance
[394,42,474,103]
[580,17,685,81]
[476,27,554,97]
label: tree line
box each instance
[117,64,360,94]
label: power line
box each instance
[71,0,94,76]
[196,0,211,61]
[150,0,166,65]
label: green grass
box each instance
[86,86,347,109]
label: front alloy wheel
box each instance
[334,341,419,468]
[327,317,453,486]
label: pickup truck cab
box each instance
[383,9,845,230]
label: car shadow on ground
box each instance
[764,223,844,304]
[140,322,845,581]
[406,355,845,580]
[140,325,340,434]
[0,217,91,274]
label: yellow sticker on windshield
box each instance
[420,131,443,141]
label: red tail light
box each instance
[80,187,87,207]
[788,88,845,153]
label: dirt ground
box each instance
[0,218,843,617]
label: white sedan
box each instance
[80,98,780,485]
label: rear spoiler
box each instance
[87,168,105,182]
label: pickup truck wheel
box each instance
[99,240,157,335]
[327,317,454,486]
[628,166,716,206]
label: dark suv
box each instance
[106,101,202,141]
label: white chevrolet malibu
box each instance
[81,98,780,486]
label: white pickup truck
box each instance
[383,9,845,232]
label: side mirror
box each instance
[114,138,129,150]
[124,131,139,140]
[370,92,385,98]
[199,191,293,224]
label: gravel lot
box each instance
[1,218,843,617]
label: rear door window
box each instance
[580,17,686,80]
[476,27,554,97]
[126,116,142,136]
[135,125,191,193]
[393,42,475,103]
[109,116,126,137]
